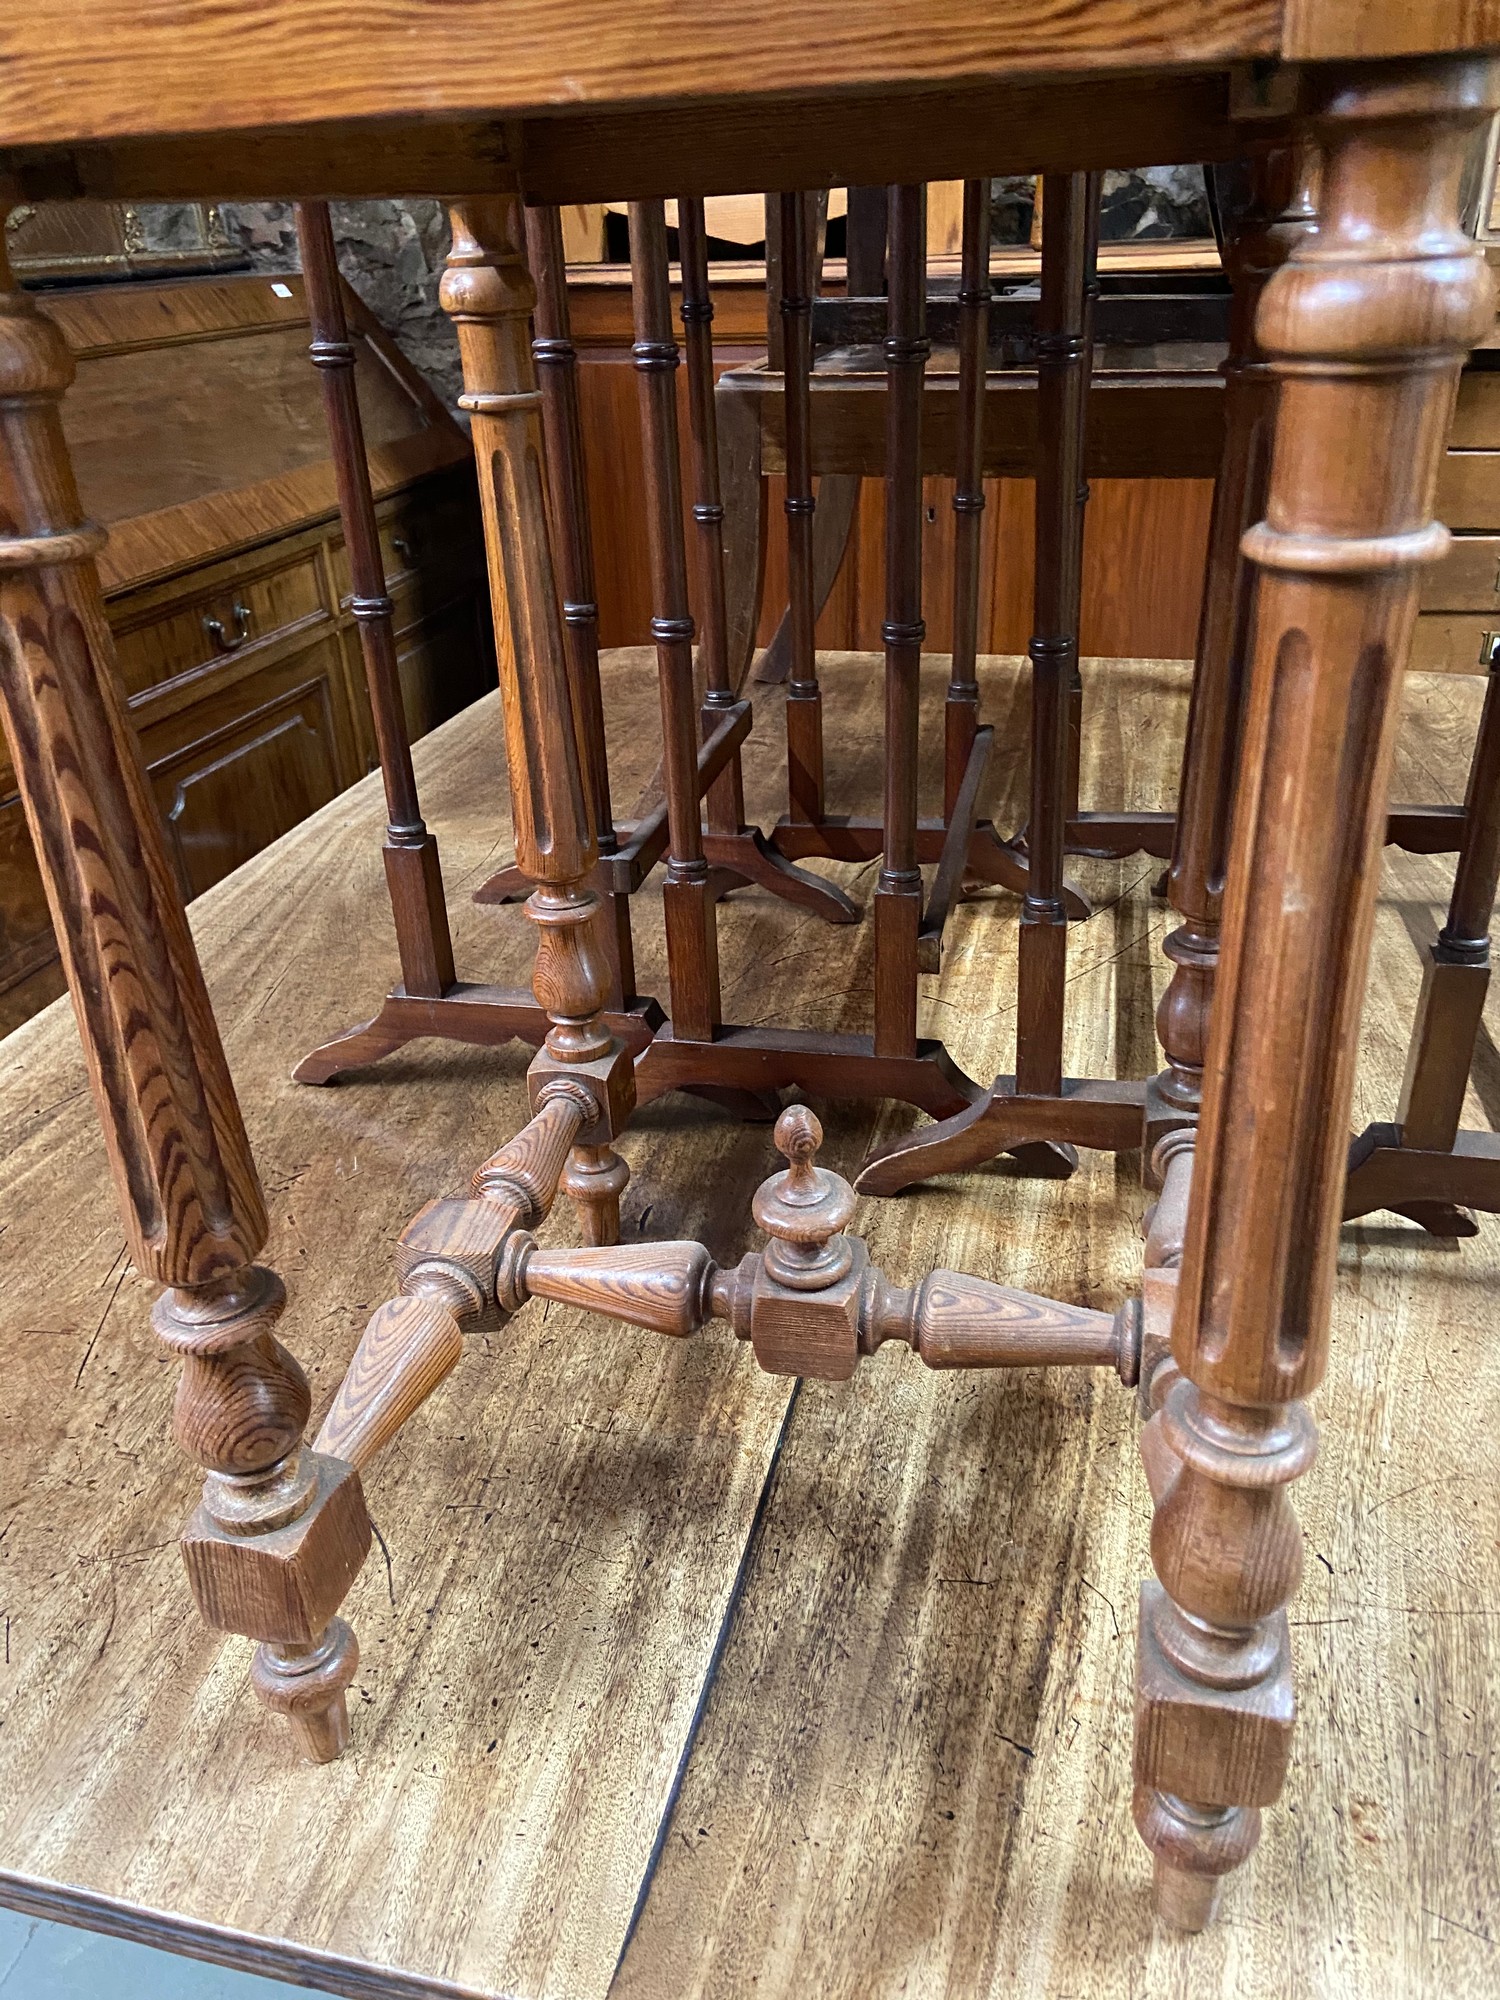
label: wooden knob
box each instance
[752,1107,856,1289]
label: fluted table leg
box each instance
[1134,57,1499,1926]
[0,215,369,1761]
[1147,151,1317,1158]
[441,198,635,1246]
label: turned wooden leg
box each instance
[0,217,368,1761]
[874,183,927,1062]
[525,204,637,1012]
[295,201,457,1004]
[628,198,723,1044]
[442,198,635,1245]
[944,179,989,823]
[1013,173,1097,1172]
[1148,152,1317,1156]
[1397,654,1500,1151]
[780,190,826,830]
[1134,59,1498,1925]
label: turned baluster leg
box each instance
[525,204,636,1012]
[678,195,745,840]
[1134,59,1498,1927]
[945,179,989,820]
[1064,180,1100,824]
[1148,152,1318,1152]
[1015,175,1092,1119]
[0,218,368,1761]
[874,184,928,1062]
[441,198,635,1245]
[628,198,722,1043]
[780,191,825,831]
[295,202,457,1003]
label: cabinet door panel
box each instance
[145,661,344,901]
[394,595,494,743]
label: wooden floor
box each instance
[0,655,1494,2000]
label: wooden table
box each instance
[0,659,1493,1999]
[2,1,1498,1945]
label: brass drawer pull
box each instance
[203,601,253,653]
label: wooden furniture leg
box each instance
[752,183,881,692]
[679,197,857,926]
[1345,651,1500,1233]
[943,177,990,825]
[855,175,1142,1195]
[292,204,659,1087]
[758,187,1054,915]
[441,195,635,1245]
[1133,58,1497,1928]
[780,190,828,835]
[0,217,369,1761]
[873,183,928,1063]
[1013,172,1099,1174]
[630,198,724,1046]
[1145,152,1318,1158]
[919,176,1022,972]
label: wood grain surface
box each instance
[0,2,1276,152]
[0,653,1492,1996]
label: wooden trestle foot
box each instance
[292,985,662,1085]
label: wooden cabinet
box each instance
[1412,367,1500,672]
[0,270,493,1035]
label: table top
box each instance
[0,651,1493,1999]
[3,4,1499,210]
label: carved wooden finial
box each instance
[751,1107,856,1287]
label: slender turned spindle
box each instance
[1134,58,1498,1929]
[441,197,635,1246]
[677,195,745,839]
[525,203,636,1012]
[1395,657,1500,1149]
[780,190,825,829]
[296,201,456,1002]
[0,213,369,1762]
[874,183,928,1062]
[945,178,990,820]
[1151,152,1318,1141]
[1016,173,1094,1101]
[629,198,722,1042]
[1063,181,1101,820]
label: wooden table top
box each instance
[0,653,1493,1999]
[3,5,1498,209]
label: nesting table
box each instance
[2,0,1497,1941]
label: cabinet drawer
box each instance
[329,479,484,602]
[1437,451,1500,530]
[111,548,326,700]
[141,632,355,902]
[1407,611,1500,675]
[1420,534,1500,611]
[1450,372,1500,448]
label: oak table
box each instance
[3,0,1498,1940]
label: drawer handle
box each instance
[204,601,253,653]
[391,534,416,562]
[1482,630,1500,669]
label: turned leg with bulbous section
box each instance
[1134,56,1500,1927]
[0,213,369,1762]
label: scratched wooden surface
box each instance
[0,655,1492,1999]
